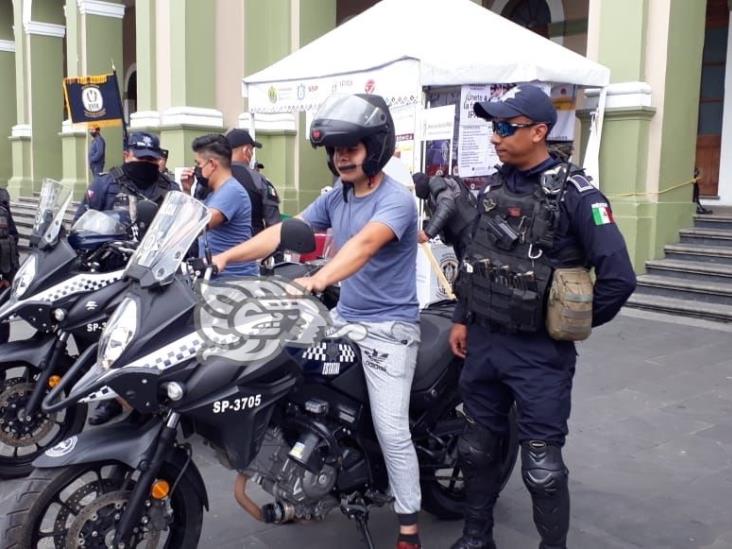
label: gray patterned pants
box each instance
[330,309,422,515]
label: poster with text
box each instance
[458,85,500,177]
[421,104,456,176]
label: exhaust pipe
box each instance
[234,473,296,524]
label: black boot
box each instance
[88,400,123,426]
[450,419,501,549]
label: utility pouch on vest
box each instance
[546,267,593,341]
[459,259,550,333]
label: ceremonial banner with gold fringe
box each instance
[62,73,124,127]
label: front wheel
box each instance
[0,362,88,479]
[419,403,519,520]
[0,461,204,549]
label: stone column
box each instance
[8,0,66,197]
[582,0,706,269]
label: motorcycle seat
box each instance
[413,308,456,392]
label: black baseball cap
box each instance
[225,129,262,149]
[474,84,557,128]
[126,131,163,159]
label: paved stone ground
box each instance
[1,308,731,548]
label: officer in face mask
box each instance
[74,131,178,221]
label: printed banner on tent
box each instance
[421,104,455,176]
[458,85,499,177]
[63,73,124,127]
[245,59,422,114]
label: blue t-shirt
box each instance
[200,178,258,277]
[301,175,419,323]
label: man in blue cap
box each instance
[448,84,636,549]
[75,131,178,222]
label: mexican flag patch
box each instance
[591,202,614,225]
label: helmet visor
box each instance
[310,94,388,146]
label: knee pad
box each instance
[457,418,500,470]
[521,440,568,497]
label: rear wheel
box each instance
[419,402,519,520]
[0,362,87,479]
[0,460,203,548]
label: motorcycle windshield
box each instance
[70,210,128,237]
[32,179,73,248]
[124,191,210,286]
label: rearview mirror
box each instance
[136,199,158,236]
[280,218,316,254]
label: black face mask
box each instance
[123,161,159,188]
[193,166,209,189]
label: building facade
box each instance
[0,0,719,271]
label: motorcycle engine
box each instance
[243,427,339,521]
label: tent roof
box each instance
[243,0,610,89]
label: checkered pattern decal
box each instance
[80,385,118,404]
[33,270,124,304]
[301,341,357,363]
[125,332,204,371]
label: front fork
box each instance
[22,332,69,418]
[114,411,180,545]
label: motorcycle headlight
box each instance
[12,255,37,298]
[98,297,138,370]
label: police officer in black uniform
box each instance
[449,85,636,549]
[225,129,281,235]
[76,131,177,425]
[74,131,178,222]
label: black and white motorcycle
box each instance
[0,192,518,548]
[0,179,156,478]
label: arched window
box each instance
[503,0,551,38]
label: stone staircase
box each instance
[626,207,732,322]
[11,195,77,252]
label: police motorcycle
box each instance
[1,192,518,548]
[0,179,157,479]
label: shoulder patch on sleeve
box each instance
[568,174,595,193]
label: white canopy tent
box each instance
[242,0,609,108]
[242,0,610,180]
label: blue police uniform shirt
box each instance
[454,156,636,327]
[200,177,259,277]
[301,174,419,323]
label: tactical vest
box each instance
[109,167,175,207]
[231,163,265,235]
[456,164,586,333]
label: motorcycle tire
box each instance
[0,461,204,548]
[420,403,519,520]
[0,362,88,479]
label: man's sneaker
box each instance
[88,400,124,426]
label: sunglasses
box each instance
[491,120,542,138]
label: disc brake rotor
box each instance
[67,490,162,549]
[0,381,55,446]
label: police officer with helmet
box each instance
[74,131,178,222]
[449,84,636,549]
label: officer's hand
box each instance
[418,230,431,244]
[449,323,468,359]
[180,167,195,194]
